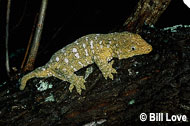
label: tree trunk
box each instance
[123,0,171,33]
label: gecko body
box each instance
[20,32,152,94]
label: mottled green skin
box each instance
[20,32,152,94]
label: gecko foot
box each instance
[69,76,86,95]
[102,60,117,80]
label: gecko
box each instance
[20,32,152,95]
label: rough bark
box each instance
[123,0,172,33]
[0,26,190,125]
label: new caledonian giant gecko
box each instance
[20,32,152,94]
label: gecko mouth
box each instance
[145,45,153,54]
[148,45,153,52]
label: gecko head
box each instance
[117,33,152,59]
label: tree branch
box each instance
[5,0,11,76]
[123,0,171,33]
[23,0,48,71]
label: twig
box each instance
[5,0,11,76]
[21,14,38,70]
[23,0,48,71]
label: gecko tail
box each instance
[20,72,33,90]
[19,66,49,90]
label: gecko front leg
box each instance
[53,69,86,95]
[94,47,117,80]
[68,74,86,95]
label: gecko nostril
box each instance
[147,47,152,52]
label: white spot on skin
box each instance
[75,53,80,58]
[64,58,69,64]
[87,59,93,64]
[47,72,53,76]
[107,44,110,48]
[90,40,93,49]
[74,40,79,45]
[107,57,112,62]
[92,50,95,54]
[82,43,86,48]
[73,68,77,71]
[85,59,90,64]
[72,48,77,52]
[85,49,89,56]
[61,48,65,53]
[99,41,102,44]
[78,61,83,66]
[85,37,88,41]
[116,51,120,55]
[56,57,59,62]
[67,75,71,79]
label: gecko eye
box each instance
[131,46,136,51]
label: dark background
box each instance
[0,0,189,82]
